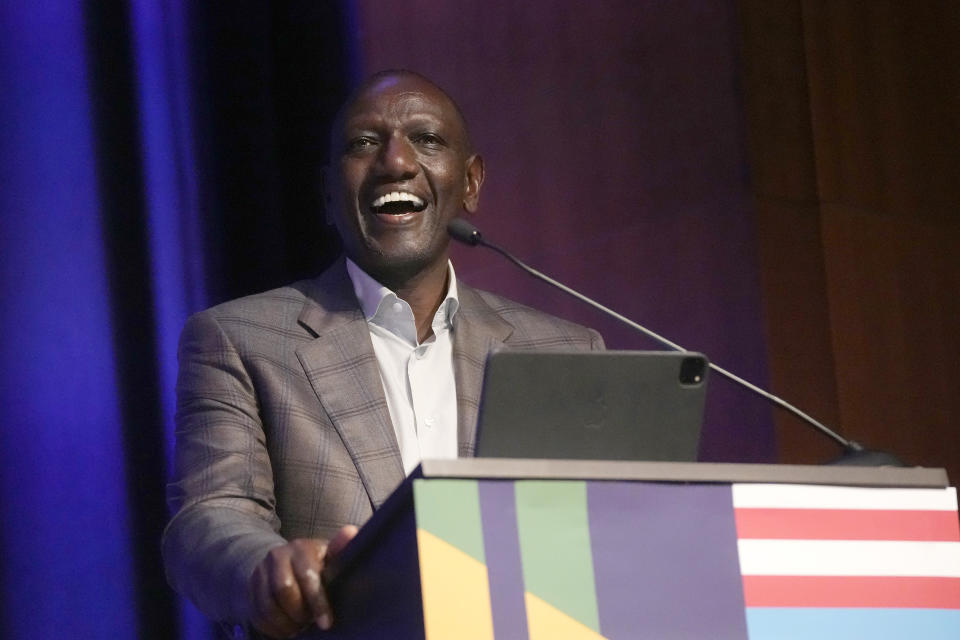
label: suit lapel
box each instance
[295,260,404,509]
[453,284,513,456]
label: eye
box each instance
[413,132,445,147]
[345,136,376,152]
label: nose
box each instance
[376,134,418,180]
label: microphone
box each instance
[448,218,483,246]
[449,217,903,466]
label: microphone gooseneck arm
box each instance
[448,217,865,454]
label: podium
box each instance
[321,459,960,639]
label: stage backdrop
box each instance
[1,1,782,639]
[349,0,776,464]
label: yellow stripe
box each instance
[417,528,495,640]
[526,591,609,640]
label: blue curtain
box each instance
[0,2,353,638]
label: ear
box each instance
[462,153,485,214]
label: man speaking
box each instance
[163,70,603,638]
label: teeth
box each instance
[371,191,425,209]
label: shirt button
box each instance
[392,301,403,313]
[424,417,435,428]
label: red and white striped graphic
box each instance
[732,484,960,610]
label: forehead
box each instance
[338,76,465,135]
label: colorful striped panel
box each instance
[410,477,960,639]
[734,483,960,639]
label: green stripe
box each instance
[515,480,599,631]
[413,478,486,564]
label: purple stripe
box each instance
[478,480,529,639]
[587,482,748,640]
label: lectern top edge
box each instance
[417,458,950,489]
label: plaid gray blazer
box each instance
[162,258,603,623]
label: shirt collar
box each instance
[345,258,460,338]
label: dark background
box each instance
[1,1,956,638]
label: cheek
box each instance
[338,159,367,197]
[332,185,366,225]
[428,165,464,199]
[328,186,363,238]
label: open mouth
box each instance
[370,191,427,216]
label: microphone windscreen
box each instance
[447,218,483,246]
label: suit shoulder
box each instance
[183,280,314,341]
[468,286,604,349]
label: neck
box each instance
[396,261,449,343]
[364,257,450,343]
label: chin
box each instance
[359,246,443,286]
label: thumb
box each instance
[327,524,359,559]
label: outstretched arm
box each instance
[163,312,357,636]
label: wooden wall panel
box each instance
[740,0,960,479]
[821,207,960,469]
[803,1,960,220]
[803,0,960,476]
[738,0,842,462]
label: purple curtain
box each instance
[352,0,775,462]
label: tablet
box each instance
[475,350,708,462]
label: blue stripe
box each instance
[746,608,960,640]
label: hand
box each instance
[247,525,359,638]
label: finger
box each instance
[251,564,302,638]
[268,552,312,627]
[327,524,359,558]
[293,542,333,630]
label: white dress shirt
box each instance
[345,259,459,476]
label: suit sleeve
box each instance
[162,312,287,624]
